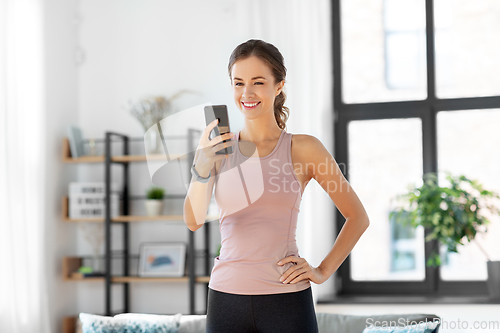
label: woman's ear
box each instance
[276,80,285,96]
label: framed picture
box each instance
[138,242,187,277]
[67,125,85,158]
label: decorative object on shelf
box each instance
[138,242,187,277]
[145,186,165,216]
[390,171,500,297]
[127,90,197,154]
[67,125,85,158]
[86,138,97,156]
[78,223,105,273]
[72,266,104,279]
[69,182,121,218]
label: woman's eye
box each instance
[234,82,263,86]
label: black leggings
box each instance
[206,286,319,333]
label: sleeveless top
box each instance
[209,130,310,295]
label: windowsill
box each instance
[317,294,500,304]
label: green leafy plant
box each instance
[146,186,165,200]
[389,171,500,267]
[216,243,221,258]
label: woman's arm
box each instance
[304,135,370,277]
[183,157,221,232]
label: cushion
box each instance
[177,315,206,333]
[79,312,182,333]
[316,313,441,333]
[363,321,439,333]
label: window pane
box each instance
[341,0,427,103]
[437,109,500,280]
[435,0,500,98]
[348,118,425,281]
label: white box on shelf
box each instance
[69,182,121,195]
[69,205,120,218]
[69,193,120,206]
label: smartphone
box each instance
[204,105,233,155]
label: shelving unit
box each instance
[61,130,214,325]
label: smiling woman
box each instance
[197,38,370,333]
[201,39,323,333]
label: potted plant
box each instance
[145,186,165,216]
[127,90,198,154]
[389,171,500,298]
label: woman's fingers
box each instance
[212,135,236,153]
[209,131,235,146]
[203,118,219,141]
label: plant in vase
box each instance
[389,171,500,298]
[126,90,198,154]
[145,186,165,216]
[78,223,105,274]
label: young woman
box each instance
[183,39,370,333]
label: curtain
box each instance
[0,0,51,332]
[235,0,335,302]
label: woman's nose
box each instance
[242,85,255,97]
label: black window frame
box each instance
[332,0,500,296]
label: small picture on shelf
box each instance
[67,125,85,158]
[138,242,186,277]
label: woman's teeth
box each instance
[242,102,260,108]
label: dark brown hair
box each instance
[228,39,289,131]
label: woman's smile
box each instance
[241,101,261,109]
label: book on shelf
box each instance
[71,272,105,279]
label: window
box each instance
[333,0,500,296]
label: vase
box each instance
[92,253,103,273]
[487,260,500,299]
[144,128,163,154]
[145,199,163,216]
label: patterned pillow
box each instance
[79,313,182,333]
[362,320,439,333]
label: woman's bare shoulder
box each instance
[290,133,324,154]
[290,133,326,181]
[290,133,333,172]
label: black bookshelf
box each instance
[102,130,212,316]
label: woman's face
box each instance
[231,55,283,119]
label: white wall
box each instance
[43,0,79,331]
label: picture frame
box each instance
[67,125,85,158]
[138,242,187,277]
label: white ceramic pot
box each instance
[145,199,163,216]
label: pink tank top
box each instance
[209,130,311,295]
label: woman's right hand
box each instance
[192,119,236,178]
